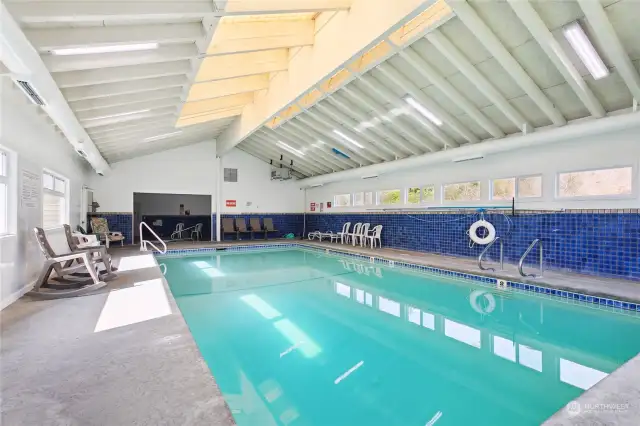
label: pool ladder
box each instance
[519,239,543,278]
[478,237,504,272]
[140,221,167,254]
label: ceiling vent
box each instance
[14,80,45,106]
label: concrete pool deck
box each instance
[2,239,639,425]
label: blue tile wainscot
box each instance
[305,210,640,281]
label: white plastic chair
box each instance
[356,223,370,247]
[191,223,203,241]
[171,223,184,240]
[367,225,383,249]
[348,223,362,245]
[337,222,351,244]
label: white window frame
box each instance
[516,174,543,200]
[0,149,10,236]
[420,184,436,204]
[490,176,516,201]
[42,169,69,230]
[555,165,636,201]
[353,191,374,206]
[333,193,351,208]
[377,189,402,206]
[441,180,482,204]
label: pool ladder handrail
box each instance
[140,221,167,254]
[478,237,504,272]
[519,239,543,278]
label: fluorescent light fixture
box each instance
[277,141,305,157]
[404,97,443,126]
[453,154,484,163]
[143,131,182,142]
[563,22,609,80]
[310,184,323,188]
[333,130,364,148]
[52,42,159,56]
[89,109,150,121]
[362,174,378,180]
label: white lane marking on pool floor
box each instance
[334,361,364,384]
[280,341,304,358]
[425,411,443,426]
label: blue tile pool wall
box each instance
[88,213,133,245]
[305,211,640,281]
[212,213,305,240]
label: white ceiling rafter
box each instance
[275,125,355,170]
[341,85,435,153]
[312,102,402,159]
[243,137,317,177]
[449,0,567,127]
[69,87,185,112]
[576,0,640,103]
[76,98,182,122]
[238,147,307,179]
[53,61,192,88]
[377,61,479,144]
[506,0,605,119]
[269,128,341,172]
[253,130,332,175]
[63,75,189,101]
[269,126,348,172]
[396,49,505,139]
[324,93,421,156]
[425,29,532,133]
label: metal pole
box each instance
[215,156,222,242]
[539,241,544,276]
[500,240,504,271]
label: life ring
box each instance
[469,220,496,245]
[470,290,496,314]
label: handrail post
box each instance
[478,237,503,272]
[519,239,543,278]
[139,221,167,254]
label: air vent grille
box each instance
[224,168,238,182]
[15,80,45,106]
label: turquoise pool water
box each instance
[162,248,640,426]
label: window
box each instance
[42,171,68,229]
[407,187,420,204]
[558,167,632,198]
[0,151,8,235]
[408,185,435,204]
[353,191,373,206]
[518,175,542,198]
[378,189,401,205]
[334,193,351,207]
[443,181,481,202]
[492,178,515,200]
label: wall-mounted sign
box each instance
[327,201,332,208]
[310,202,316,212]
[226,200,237,207]
[319,202,324,212]
[20,169,40,209]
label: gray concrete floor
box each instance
[3,239,639,425]
[0,250,235,426]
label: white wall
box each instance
[1,81,90,308]
[221,148,304,213]
[90,141,218,213]
[134,193,212,216]
[306,127,640,212]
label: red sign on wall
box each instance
[310,202,316,212]
[226,200,237,207]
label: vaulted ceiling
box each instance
[233,0,640,179]
[3,0,353,163]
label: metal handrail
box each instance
[478,237,504,272]
[519,239,543,278]
[139,222,167,254]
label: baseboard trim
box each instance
[1,281,34,311]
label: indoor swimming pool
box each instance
[162,248,640,426]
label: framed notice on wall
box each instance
[20,169,40,209]
[310,202,316,211]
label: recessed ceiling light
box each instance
[277,141,305,157]
[563,22,609,80]
[333,130,364,148]
[404,97,443,126]
[88,109,151,121]
[143,131,182,142]
[52,42,159,56]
